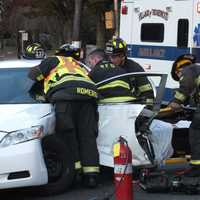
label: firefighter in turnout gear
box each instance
[169,54,200,179]
[87,49,135,103]
[28,43,100,188]
[105,37,154,106]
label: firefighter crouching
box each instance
[105,37,154,106]
[169,54,200,180]
[86,48,135,103]
[28,43,100,188]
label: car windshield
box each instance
[0,67,39,104]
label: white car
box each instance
[0,59,74,195]
[0,60,191,194]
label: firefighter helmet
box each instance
[55,43,80,60]
[105,37,127,56]
[24,43,45,59]
[171,54,196,81]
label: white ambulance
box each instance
[120,0,200,101]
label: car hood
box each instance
[0,104,54,138]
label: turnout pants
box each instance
[55,100,99,174]
[189,107,200,165]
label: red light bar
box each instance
[121,5,128,15]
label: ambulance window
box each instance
[141,23,164,42]
[177,19,189,47]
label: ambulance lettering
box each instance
[138,47,165,58]
[139,9,169,21]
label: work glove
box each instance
[168,101,183,112]
[156,106,174,119]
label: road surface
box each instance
[0,168,200,200]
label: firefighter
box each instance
[169,54,200,178]
[87,48,135,103]
[28,43,100,188]
[105,37,154,106]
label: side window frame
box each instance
[177,19,189,48]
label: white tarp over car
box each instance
[97,103,174,167]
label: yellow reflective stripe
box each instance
[190,160,200,165]
[75,68,90,79]
[98,80,130,90]
[138,84,152,92]
[44,75,94,93]
[27,47,32,53]
[119,43,123,48]
[27,45,34,53]
[174,91,186,102]
[83,166,100,173]
[146,98,154,104]
[75,161,82,170]
[36,74,44,81]
[99,96,136,103]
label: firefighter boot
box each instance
[72,169,83,188]
[83,173,99,188]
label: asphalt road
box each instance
[1,180,200,200]
[1,168,200,200]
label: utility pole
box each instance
[0,0,3,22]
[0,0,4,50]
[114,0,119,37]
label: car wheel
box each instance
[36,135,75,196]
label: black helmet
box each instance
[24,43,45,59]
[55,43,80,60]
[171,54,196,81]
[105,37,127,56]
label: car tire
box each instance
[35,134,75,196]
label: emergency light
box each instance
[121,4,128,15]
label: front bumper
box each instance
[0,139,48,189]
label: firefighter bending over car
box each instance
[87,48,135,103]
[28,43,99,188]
[169,54,200,180]
[105,37,154,106]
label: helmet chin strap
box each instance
[119,55,126,66]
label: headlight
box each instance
[0,126,44,148]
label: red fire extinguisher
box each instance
[113,136,133,200]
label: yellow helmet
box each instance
[171,54,196,81]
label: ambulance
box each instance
[120,0,200,101]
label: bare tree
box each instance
[87,0,113,47]
[72,0,83,43]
